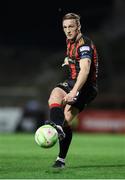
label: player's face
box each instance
[63,19,78,40]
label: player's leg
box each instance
[53,86,98,168]
[64,104,79,123]
[46,87,67,140]
[53,105,79,168]
[52,121,72,168]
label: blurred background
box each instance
[0,0,125,133]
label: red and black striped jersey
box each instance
[65,34,98,87]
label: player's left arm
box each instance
[71,58,91,95]
[63,44,92,103]
[63,58,91,103]
[71,44,93,97]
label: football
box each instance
[35,124,58,148]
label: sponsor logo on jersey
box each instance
[81,52,88,55]
[61,82,68,87]
[80,46,90,52]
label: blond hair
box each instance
[62,13,81,28]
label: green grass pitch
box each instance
[0,132,125,179]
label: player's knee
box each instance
[48,89,57,105]
[48,96,57,106]
[48,97,52,106]
[48,92,62,106]
[48,87,66,106]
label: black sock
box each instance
[58,125,73,159]
[50,107,64,126]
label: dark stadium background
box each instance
[0,0,125,133]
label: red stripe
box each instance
[70,44,74,57]
[49,103,62,108]
[70,64,77,79]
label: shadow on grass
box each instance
[69,164,125,169]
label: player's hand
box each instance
[63,91,79,105]
[62,57,69,67]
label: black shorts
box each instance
[56,79,98,112]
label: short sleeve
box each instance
[78,45,93,60]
